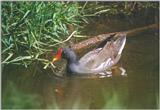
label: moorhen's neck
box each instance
[62,48,79,64]
[67,54,78,64]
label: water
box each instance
[2,17,159,109]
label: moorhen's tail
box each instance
[112,33,126,55]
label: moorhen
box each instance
[52,33,126,75]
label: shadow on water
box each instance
[2,15,159,109]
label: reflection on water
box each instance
[2,18,159,109]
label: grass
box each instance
[2,1,86,69]
[82,2,158,16]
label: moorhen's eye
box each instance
[61,50,68,59]
[61,51,65,57]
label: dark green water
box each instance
[2,17,159,109]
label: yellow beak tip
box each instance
[52,58,58,63]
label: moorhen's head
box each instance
[52,48,78,63]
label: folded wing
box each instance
[78,33,126,71]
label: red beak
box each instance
[52,48,62,63]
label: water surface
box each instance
[2,17,159,109]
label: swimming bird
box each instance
[52,33,126,75]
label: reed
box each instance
[2,1,86,68]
